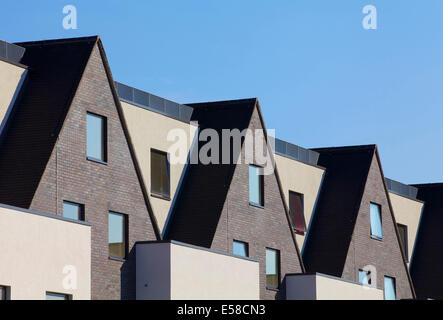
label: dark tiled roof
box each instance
[164,99,256,246]
[410,183,443,299]
[302,145,375,275]
[0,36,97,208]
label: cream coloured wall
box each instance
[136,241,260,300]
[0,205,91,300]
[274,154,325,250]
[389,192,423,267]
[0,59,26,127]
[120,101,197,232]
[286,273,384,300]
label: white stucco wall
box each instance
[275,154,325,250]
[121,101,197,233]
[0,59,26,130]
[0,205,91,300]
[389,192,423,267]
[286,273,384,300]
[136,241,260,300]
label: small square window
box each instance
[289,191,306,234]
[370,203,383,239]
[109,211,128,259]
[358,269,372,286]
[46,292,72,300]
[86,112,107,162]
[266,248,280,289]
[233,240,249,257]
[151,149,170,198]
[249,165,264,207]
[0,286,10,300]
[384,276,396,300]
[63,201,84,221]
[397,223,408,262]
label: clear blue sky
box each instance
[2,1,442,184]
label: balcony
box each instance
[0,204,91,300]
[286,273,384,300]
[136,241,260,300]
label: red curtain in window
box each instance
[289,192,307,234]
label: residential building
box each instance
[302,145,415,299]
[0,36,438,300]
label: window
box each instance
[249,165,264,206]
[46,292,71,300]
[108,211,128,259]
[266,248,280,289]
[358,269,371,286]
[86,112,107,162]
[63,201,84,221]
[397,223,408,262]
[384,276,396,300]
[151,149,170,198]
[289,191,306,234]
[233,240,248,257]
[0,286,9,300]
[370,203,383,239]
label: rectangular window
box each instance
[370,203,383,239]
[151,149,170,198]
[233,240,249,257]
[397,223,408,262]
[108,211,128,259]
[384,276,396,300]
[249,165,264,206]
[266,248,280,289]
[358,269,371,286]
[86,112,107,162]
[0,286,9,300]
[46,292,71,300]
[63,201,84,221]
[289,191,306,234]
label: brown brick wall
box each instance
[341,154,414,299]
[30,44,157,300]
[210,107,303,300]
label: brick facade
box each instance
[341,154,414,299]
[29,43,158,300]
[210,107,303,300]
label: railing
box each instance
[0,41,25,65]
[115,81,193,123]
[385,177,418,199]
[274,138,320,166]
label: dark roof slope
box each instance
[410,183,443,299]
[0,36,96,208]
[164,99,256,246]
[303,145,375,275]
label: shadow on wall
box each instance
[120,246,136,300]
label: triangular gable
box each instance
[0,37,96,208]
[164,98,305,272]
[95,38,161,239]
[304,145,415,298]
[303,145,374,276]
